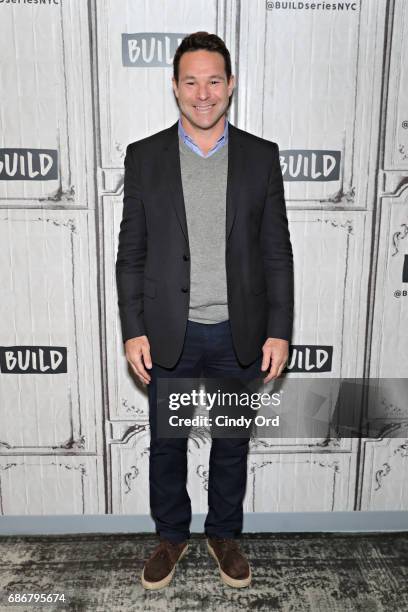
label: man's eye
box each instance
[186,82,195,85]
[211,81,220,85]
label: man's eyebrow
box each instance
[180,74,226,81]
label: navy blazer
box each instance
[116,120,294,368]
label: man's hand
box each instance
[261,337,289,383]
[125,335,152,385]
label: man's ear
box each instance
[172,77,179,99]
[228,75,235,97]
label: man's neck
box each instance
[180,115,226,156]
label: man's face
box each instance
[172,50,234,131]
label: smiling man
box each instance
[116,32,294,590]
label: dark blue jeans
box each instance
[147,319,263,543]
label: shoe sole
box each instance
[206,539,252,588]
[141,543,189,590]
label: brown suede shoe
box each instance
[207,537,251,588]
[141,538,189,590]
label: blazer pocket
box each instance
[143,277,157,299]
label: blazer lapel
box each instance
[226,122,245,241]
[162,121,189,244]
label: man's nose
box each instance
[197,85,210,100]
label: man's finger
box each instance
[277,361,286,377]
[261,347,272,372]
[264,358,286,383]
[141,344,152,370]
[129,361,149,385]
[264,366,278,383]
[131,353,151,384]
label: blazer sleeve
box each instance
[260,142,294,341]
[115,143,147,343]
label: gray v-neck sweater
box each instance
[179,136,229,324]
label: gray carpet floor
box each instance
[0,532,407,612]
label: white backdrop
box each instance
[0,0,407,517]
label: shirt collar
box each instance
[178,117,228,151]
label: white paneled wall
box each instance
[0,0,407,517]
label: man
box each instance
[116,32,293,590]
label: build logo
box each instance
[403,255,408,283]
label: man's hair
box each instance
[173,31,232,83]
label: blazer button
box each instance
[181,286,189,293]
[183,254,190,261]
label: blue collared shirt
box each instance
[178,117,228,158]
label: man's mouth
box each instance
[193,104,215,113]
